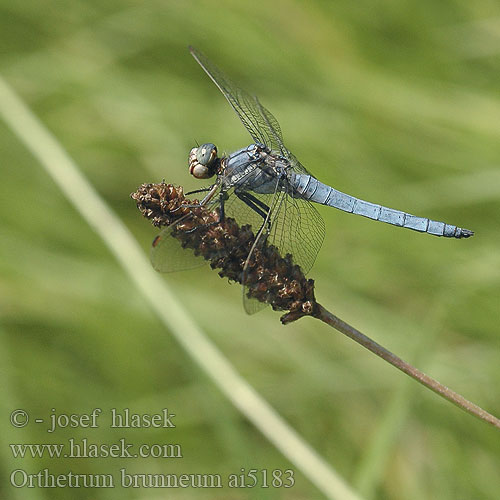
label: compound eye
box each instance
[191,164,210,179]
[196,143,217,167]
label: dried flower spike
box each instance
[131,182,319,323]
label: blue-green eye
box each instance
[196,143,217,166]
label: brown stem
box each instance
[314,303,500,430]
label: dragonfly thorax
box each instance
[189,143,219,179]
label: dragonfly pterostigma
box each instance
[151,46,474,314]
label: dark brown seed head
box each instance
[131,182,319,323]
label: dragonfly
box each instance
[151,46,473,313]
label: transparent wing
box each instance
[222,184,325,315]
[190,46,283,153]
[150,221,207,273]
[190,46,310,177]
[265,191,325,274]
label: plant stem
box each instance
[314,303,500,429]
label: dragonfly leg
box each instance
[183,190,227,234]
[235,191,272,234]
[171,183,219,213]
[218,191,227,222]
[171,202,200,213]
[185,187,213,196]
[235,191,269,219]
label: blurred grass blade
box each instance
[0,75,362,500]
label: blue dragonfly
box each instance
[151,46,473,313]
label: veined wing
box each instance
[151,221,206,273]
[245,191,325,314]
[222,181,325,314]
[265,191,325,275]
[189,45,309,176]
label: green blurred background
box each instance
[1,0,499,499]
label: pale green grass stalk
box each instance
[0,75,362,500]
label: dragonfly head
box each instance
[189,143,218,179]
